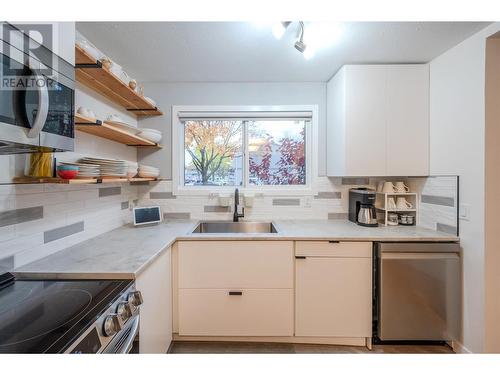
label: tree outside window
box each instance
[183,119,306,187]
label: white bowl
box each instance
[139,128,161,135]
[138,130,162,143]
[138,168,159,174]
[139,165,159,171]
[138,171,160,178]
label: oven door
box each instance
[0,38,74,154]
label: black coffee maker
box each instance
[348,188,378,227]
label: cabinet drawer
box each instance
[295,241,372,258]
[178,289,294,336]
[178,241,293,289]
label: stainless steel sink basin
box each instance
[192,221,278,234]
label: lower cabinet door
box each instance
[178,289,294,336]
[135,247,172,353]
[295,257,372,337]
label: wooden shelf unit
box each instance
[75,114,162,148]
[375,192,419,226]
[12,177,158,185]
[75,45,163,117]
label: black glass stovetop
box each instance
[0,273,132,353]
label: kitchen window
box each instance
[172,106,318,195]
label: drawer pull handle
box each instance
[228,291,243,296]
[295,256,306,259]
[329,241,339,243]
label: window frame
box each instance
[172,105,318,196]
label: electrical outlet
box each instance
[459,204,470,221]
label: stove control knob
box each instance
[127,291,143,307]
[103,313,123,337]
[116,302,133,322]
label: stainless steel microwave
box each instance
[0,23,74,154]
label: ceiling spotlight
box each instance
[294,21,307,53]
[272,21,291,40]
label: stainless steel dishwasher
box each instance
[374,242,461,342]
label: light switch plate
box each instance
[459,204,470,221]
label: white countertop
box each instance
[13,219,458,280]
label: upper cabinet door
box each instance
[386,65,429,176]
[344,65,387,176]
[326,64,430,177]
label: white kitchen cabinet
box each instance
[135,247,172,353]
[295,241,372,338]
[176,241,294,337]
[326,64,429,177]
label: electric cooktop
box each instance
[0,273,133,353]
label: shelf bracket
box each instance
[126,107,159,112]
[126,143,158,147]
[75,119,103,126]
[75,61,102,69]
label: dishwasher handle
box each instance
[381,252,459,260]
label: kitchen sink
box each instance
[192,221,278,234]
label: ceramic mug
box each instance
[387,197,397,209]
[377,181,386,192]
[382,181,396,193]
[396,197,413,209]
[77,106,91,117]
[388,213,399,225]
[395,181,410,193]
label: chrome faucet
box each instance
[233,188,245,222]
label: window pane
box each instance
[184,120,243,186]
[248,120,306,186]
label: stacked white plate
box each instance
[80,157,128,177]
[60,162,100,178]
[126,161,138,178]
[138,164,160,178]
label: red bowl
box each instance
[57,169,79,179]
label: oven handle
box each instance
[26,67,49,138]
[118,315,140,354]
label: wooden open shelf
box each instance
[75,114,162,148]
[75,45,163,117]
[74,113,102,126]
[12,177,158,185]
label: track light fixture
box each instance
[268,21,342,60]
[294,21,307,53]
[273,21,308,57]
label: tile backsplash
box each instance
[0,183,138,272]
[408,175,459,235]
[137,177,370,221]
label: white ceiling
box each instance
[76,22,489,83]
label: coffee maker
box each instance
[348,188,378,227]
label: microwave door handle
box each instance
[26,70,49,138]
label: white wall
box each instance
[137,82,327,177]
[484,35,500,353]
[429,22,500,353]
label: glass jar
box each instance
[24,153,54,178]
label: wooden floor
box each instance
[170,341,454,354]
